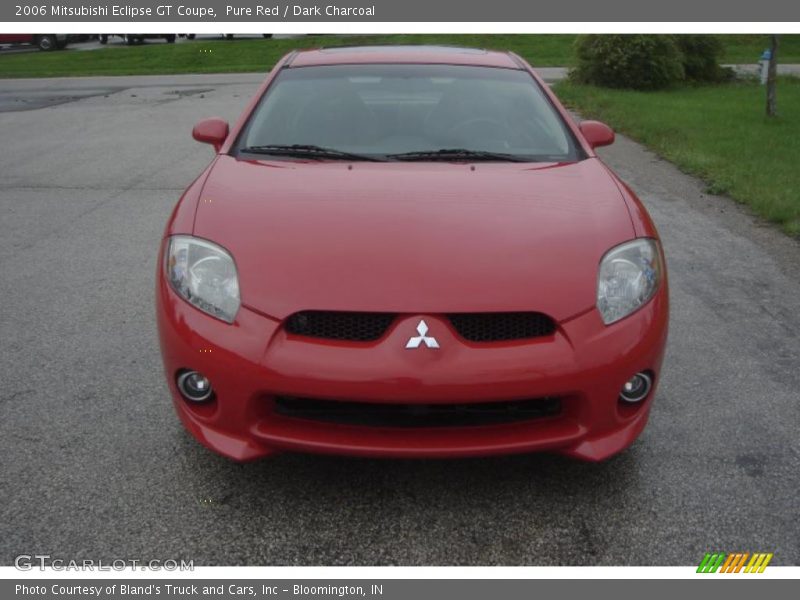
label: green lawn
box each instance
[1,34,799,79]
[554,78,800,237]
[717,34,800,63]
[0,34,575,78]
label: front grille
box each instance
[285,311,395,342]
[448,312,556,342]
[284,311,556,343]
[273,396,562,428]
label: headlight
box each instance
[167,235,240,323]
[597,238,662,325]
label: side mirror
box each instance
[579,120,615,149]
[192,117,229,151]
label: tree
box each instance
[766,35,779,117]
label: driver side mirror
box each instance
[579,120,615,149]
[192,117,229,152]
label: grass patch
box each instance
[554,77,800,237]
[0,34,578,78]
[717,34,800,64]
[1,34,799,79]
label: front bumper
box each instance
[156,272,668,462]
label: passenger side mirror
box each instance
[192,117,229,151]
[579,120,615,149]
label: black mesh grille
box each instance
[447,312,556,342]
[285,311,395,342]
[273,396,562,428]
[284,311,556,343]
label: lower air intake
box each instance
[273,396,562,428]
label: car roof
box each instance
[287,45,523,69]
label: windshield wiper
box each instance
[241,144,387,162]
[387,148,532,162]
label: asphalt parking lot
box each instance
[0,73,798,566]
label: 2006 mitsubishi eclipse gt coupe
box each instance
[156,46,668,462]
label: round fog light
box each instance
[177,371,213,402]
[619,372,653,403]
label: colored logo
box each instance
[697,552,773,573]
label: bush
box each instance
[571,35,734,90]
[572,35,685,90]
[674,35,729,82]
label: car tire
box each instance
[126,35,136,45]
[225,34,234,40]
[36,35,57,51]
[99,35,108,44]
[186,34,196,40]
[263,34,273,39]
[166,35,176,43]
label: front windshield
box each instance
[236,63,583,162]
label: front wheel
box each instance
[36,35,57,51]
[165,35,176,43]
[99,35,108,44]
[262,34,273,39]
[225,34,234,40]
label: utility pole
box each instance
[766,35,779,117]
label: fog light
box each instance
[619,372,653,403]
[177,370,213,402]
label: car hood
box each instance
[194,156,634,322]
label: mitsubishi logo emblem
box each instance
[405,319,440,349]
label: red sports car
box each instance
[156,45,668,462]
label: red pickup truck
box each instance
[0,34,67,51]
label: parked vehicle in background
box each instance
[0,34,67,51]
[99,34,176,45]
